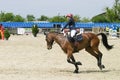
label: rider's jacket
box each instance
[63,17,75,30]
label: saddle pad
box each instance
[75,34,83,41]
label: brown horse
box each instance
[44,32,113,73]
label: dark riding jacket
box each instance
[63,17,75,30]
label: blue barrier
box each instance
[0,22,120,28]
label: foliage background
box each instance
[0,0,119,23]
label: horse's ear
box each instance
[44,31,47,35]
[44,31,49,35]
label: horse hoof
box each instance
[73,70,79,73]
[102,65,105,68]
[99,65,105,70]
[76,62,82,65]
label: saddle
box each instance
[63,28,83,42]
[67,34,83,42]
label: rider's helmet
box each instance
[66,13,73,18]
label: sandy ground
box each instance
[0,34,120,80]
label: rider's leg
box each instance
[70,29,77,37]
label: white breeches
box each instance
[70,29,76,37]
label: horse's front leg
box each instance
[70,55,82,73]
[67,53,82,73]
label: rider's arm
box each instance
[62,19,71,30]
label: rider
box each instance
[62,13,76,38]
[0,24,4,40]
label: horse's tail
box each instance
[97,33,113,50]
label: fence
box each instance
[0,22,120,38]
[1,22,120,28]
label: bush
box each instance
[4,29,10,40]
[32,24,39,37]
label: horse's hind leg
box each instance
[92,45,105,70]
[85,47,105,70]
[97,51,105,70]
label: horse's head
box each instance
[44,32,54,50]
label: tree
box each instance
[105,7,116,22]
[13,15,25,22]
[0,11,5,21]
[73,15,81,22]
[81,17,90,22]
[26,14,35,21]
[105,0,120,22]
[37,15,49,21]
[0,11,25,22]
[91,13,108,22]
[92,0,120,22]
[1,12,14,22]
[49,16,66,22]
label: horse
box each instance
[44,32,113,73]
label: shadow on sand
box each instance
[59,69,111,74]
